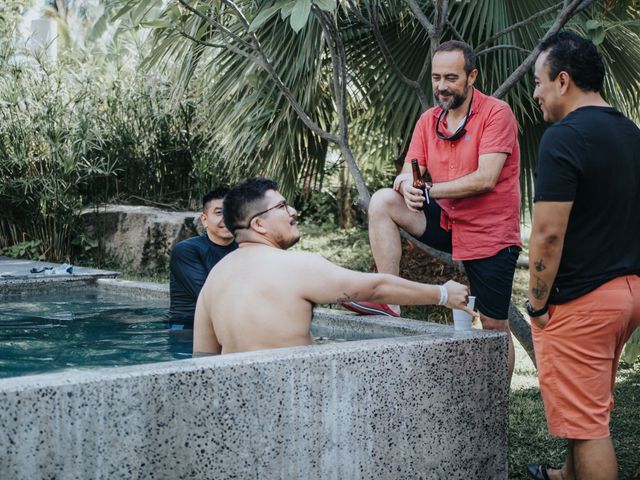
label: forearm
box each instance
[527,201,572,309]
[368,273,441,305]
[527,232,563,309]
[429,171,493,199]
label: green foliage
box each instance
[0,1,32,36]
[1,240,44,260]
[0,51,109,261]
[292,222,373,272]
[0,35,229,261]
[110,0,640,220]
[622,328,640,366]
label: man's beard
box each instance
[434,84,468,110]
[279,222,301,250]
[282,235,300,249]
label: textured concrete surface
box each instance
[0,278,509,479]
[0,256,118,294]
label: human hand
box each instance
[394,177,427,212]
[442,280,477,316]
[392,173,412,192]
[529,311,550,329]
[404,184,427,212]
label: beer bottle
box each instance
[411,158,429,211]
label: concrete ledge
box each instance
[0,332,507,479]
[96,277,170,300]
[0,277,509,479]
[0,257,118,295]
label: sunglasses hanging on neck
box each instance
[435,94,473,141]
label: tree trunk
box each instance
[337,162,353,229]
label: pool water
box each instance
[0,289,189,379]
[0,288,363,379]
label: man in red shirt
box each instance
[343,40,521,381]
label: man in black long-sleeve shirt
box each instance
[169,188,237,328]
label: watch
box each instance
[525,300,549,317]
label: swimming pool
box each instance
[0,287,192,378]
[0,285,395,378]
[0,275,509,479]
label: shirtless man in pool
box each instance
[193,177,475,356]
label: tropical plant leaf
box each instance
[314,0,337,13]
[249,4,281,31]
[108,0,640,212]
[290,0,312,33]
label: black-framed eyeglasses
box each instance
[234,200,290,230]
[435,95,473,141]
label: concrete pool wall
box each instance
[0,274,509,479]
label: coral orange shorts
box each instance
[532,275,640,439]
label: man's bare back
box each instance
[192,178,474,356]
[194,246,318,354]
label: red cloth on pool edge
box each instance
[341,301,400,317]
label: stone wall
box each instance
[81,205,202,274]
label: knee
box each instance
[481,317,510,333]
[369,188,400,220]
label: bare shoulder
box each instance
[283,250,339,271]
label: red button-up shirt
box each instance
[406,88,521,261]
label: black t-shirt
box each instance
[534,106,640,304]
[169,234,237,323]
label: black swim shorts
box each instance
[417,201,519,319]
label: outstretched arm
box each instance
[291,252,475,315]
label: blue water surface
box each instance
[0,288,192,379]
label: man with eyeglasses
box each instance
[192,177,475,356]
[343,40,521,382]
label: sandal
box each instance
[526,463,561,480]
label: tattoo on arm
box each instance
[531,278,549,300]
[534,258,546,272]
[336,292,358,303]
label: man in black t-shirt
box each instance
[526,32,640,480]
[169,188,238,328]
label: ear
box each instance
[199,211,208,227]
[467,68,478,86]
[251,217,268,234]
[557,71,571,95]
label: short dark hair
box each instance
[434,40,476,74]
[538,31,604,92]
[202,187,229,211]
[223,177,278,234]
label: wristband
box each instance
[437,285,448,306]
[524,300,548,317]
